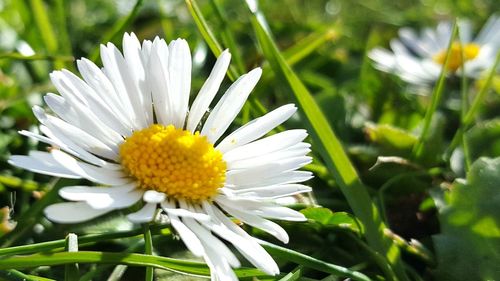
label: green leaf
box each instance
[433,157,500,280]
[301,207,361,233]
[465,119,500,160]
[365,123,417,152]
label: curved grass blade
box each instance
[246,4,408,281]
[0,251,267,278]
[88,0,144,62]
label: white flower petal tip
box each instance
[127,203,158,223]
[143,190,166,203]
[201,67,262,143]
[58,184,142,210]
[44,202,110,223]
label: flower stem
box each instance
[143,224,153,281]
[64,233,79,281]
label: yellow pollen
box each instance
[119,124,226,202]
[433,42,480,72]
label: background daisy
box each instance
[9,33,312,281]
[368,15,500,85]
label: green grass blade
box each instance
[0,225,171,256]
[88,0,144,62]
[283,28,338,66]
[29,0,63,69]
[444,48,500,161]
[0,270,55,281]
[247,6,408,281]
[143,224,153,281]
[0,251,266,278]
[0,53,74,61]
[185,0,237,81]
[209,0,247,74]
[262,241,371,281]
[412,22,458,160]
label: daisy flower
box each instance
[9,33,313,280]
[368,15,500,86]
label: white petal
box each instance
[59,183,136,200]
[50,69,130,138]
[475,15,500,45]
[168,214,205,257]
[44,93,123,147]
[216,197,289,243]
[227,142,310,170]
[183,217,240,268]
[161,199,211,221]
[234,183,312,199]
[201,68,262,143]
[9,152,81,179]
[44,202,110,223]
[19,129,118,170]
[187,49,231,132]
[203,246,238,281]
[123,32,153,126]
[168,39,191,128]
[51,150,129,186]
[59,184,142,209]
[143,190,166,203]
[368,48,397,72]
[217,104,297,153]
[202,202,280,275]
[229,170,313,189]
[223,129,307,163]
[101,43,146,130]
[76,58,133,134]
[148,38,173,125]
[225,157,312,186]
[127,202,157,223]
[33,106,119,161]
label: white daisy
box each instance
[368,15,500,86]
[9,33,313,280]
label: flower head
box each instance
[9,33,312,280]
[368,15,500,86]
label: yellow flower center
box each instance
[433,42,480,72]
[119,124,226,202]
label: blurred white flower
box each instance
[9,33,313,280]
[369,15,500,86]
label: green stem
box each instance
[143,224,153,281]
[209,0,246,74]
[0,269,55,281]
[64,234,79,281]
[54,0,74,70]
[444,51,500,160]
[0,53,74,61]
[412,22,459,160]
[78,240,144,281]
[89,0,144,62]
[261,241,372,281]
[29,0,64,69]
[0,225,170,256]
